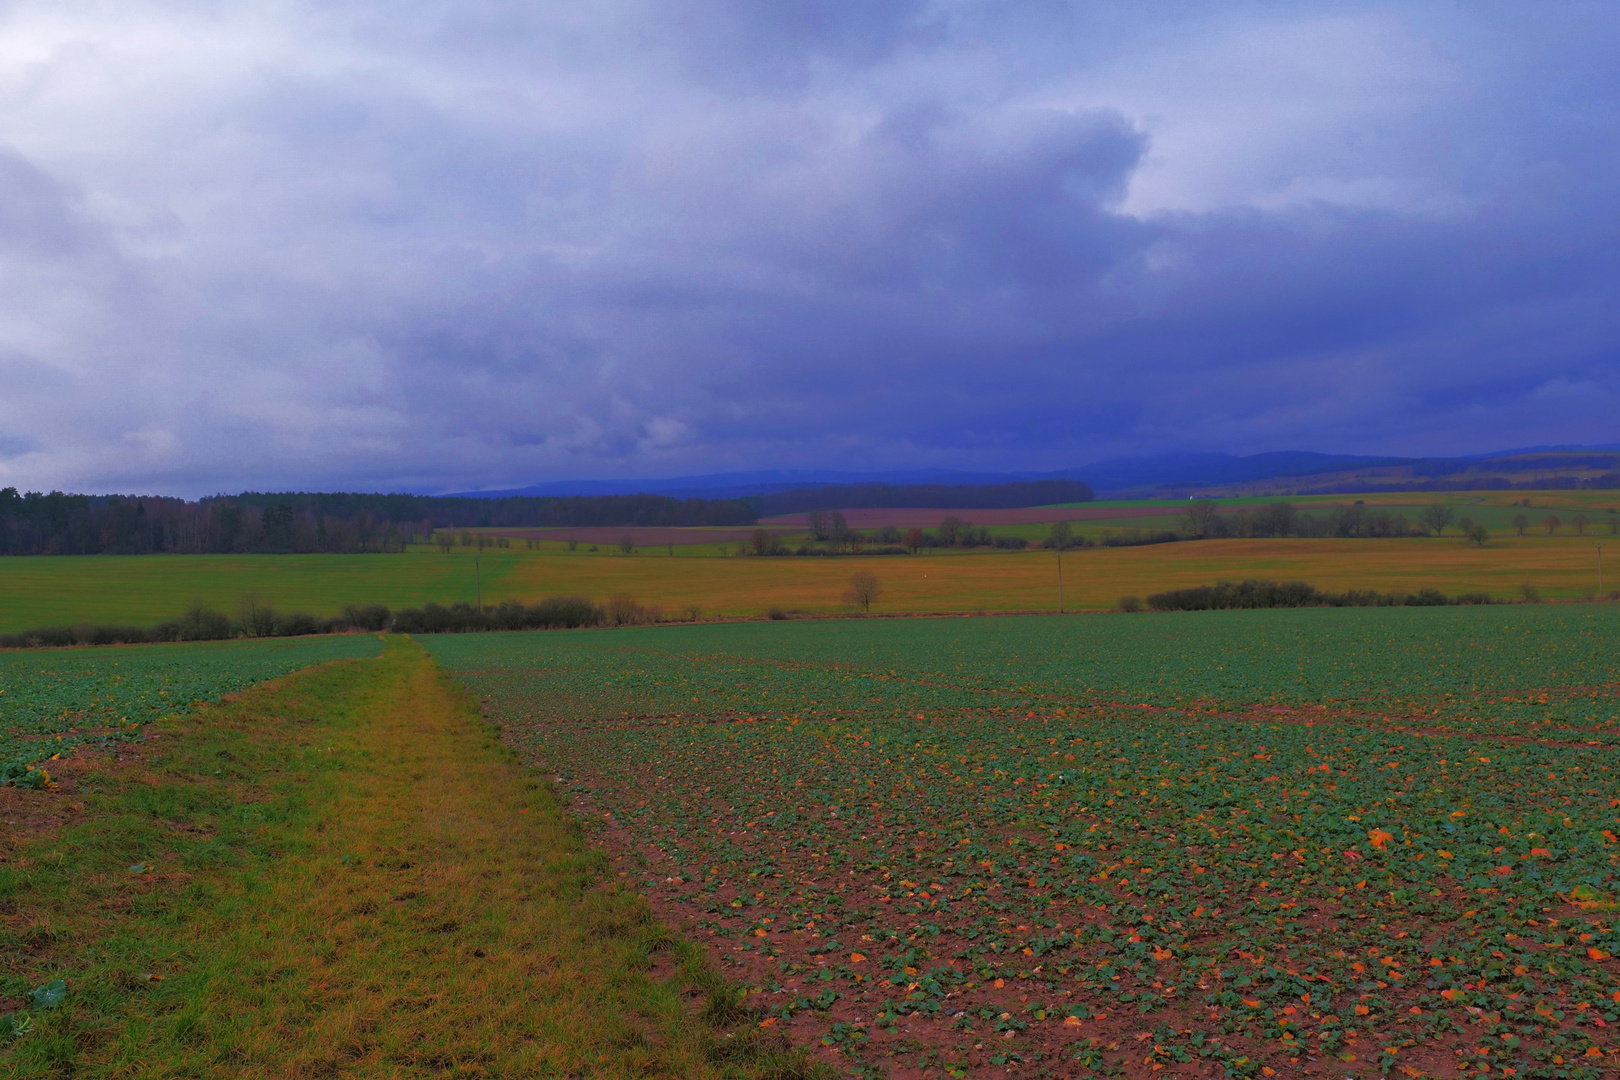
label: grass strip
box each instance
[1,636,824,1078]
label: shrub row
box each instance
[0,594,673,649]
[1128,579,1499,612]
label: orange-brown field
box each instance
[505,534,1614,615]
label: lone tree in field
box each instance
[844,570,883,613]
[1468,523,1489,546]
[619,535,636,554]
[1545,514,1561,535]
[1513,513,1530,536]
[1575,513,1590,534]
[1419,502,1455,536]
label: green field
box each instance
[427,606,1620,1078]
[0,634,384,775]
[0,551,529,632]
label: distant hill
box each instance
[450,445,1620,504]
[449,469,1078,501]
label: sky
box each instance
[1,1,1618,496]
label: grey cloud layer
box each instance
[0,1,1617,494]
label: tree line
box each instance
[745,513,1031,556]
[0,488,759,556]
[1177,499,1618,541]
[0,593,674,649]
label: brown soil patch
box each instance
[488,526,783,546]
[761,506,1184,528]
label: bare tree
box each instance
[1574,513,1590,534]
[1182,499,1220,539]
[1254,501,1297,537]
[237,593,276,637]
[434,531,454,553]
[1512,513,1529,536]
[1418,502,1455,536]
[844,570,883,613]
[1467,523,1489,546]
[619,535,636,554]
[825,511,850,552]
[938,516,967,546]
[808,509,830,541]
[904,527,925,554]
[1545,514,1561,535]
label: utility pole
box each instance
[474,532,491,610]
[1048,520,1073,614]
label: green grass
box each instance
[0,638,829,1078]
[427,606,1620,1077]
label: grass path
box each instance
[2,638,819,1078]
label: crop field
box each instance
[429,605,1620,1079]
[0,535,1615,638]
[0,551,526,633]
[0,489,1615,633]
[0,634,384,775]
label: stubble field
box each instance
[428,605,1620,1079]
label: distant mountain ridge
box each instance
[449,445,1620,502]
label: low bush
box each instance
[1146,579,1507,612]
[1,593,625,649]
[390,597,605,634]
[1097,530,1179,548]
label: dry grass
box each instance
[0,639,825,1078]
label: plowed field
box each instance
[428,606,1620,1079]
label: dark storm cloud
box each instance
[0,1,1617,494]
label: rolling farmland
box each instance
[0,534,1615,634]
[430,606,1620,1078]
